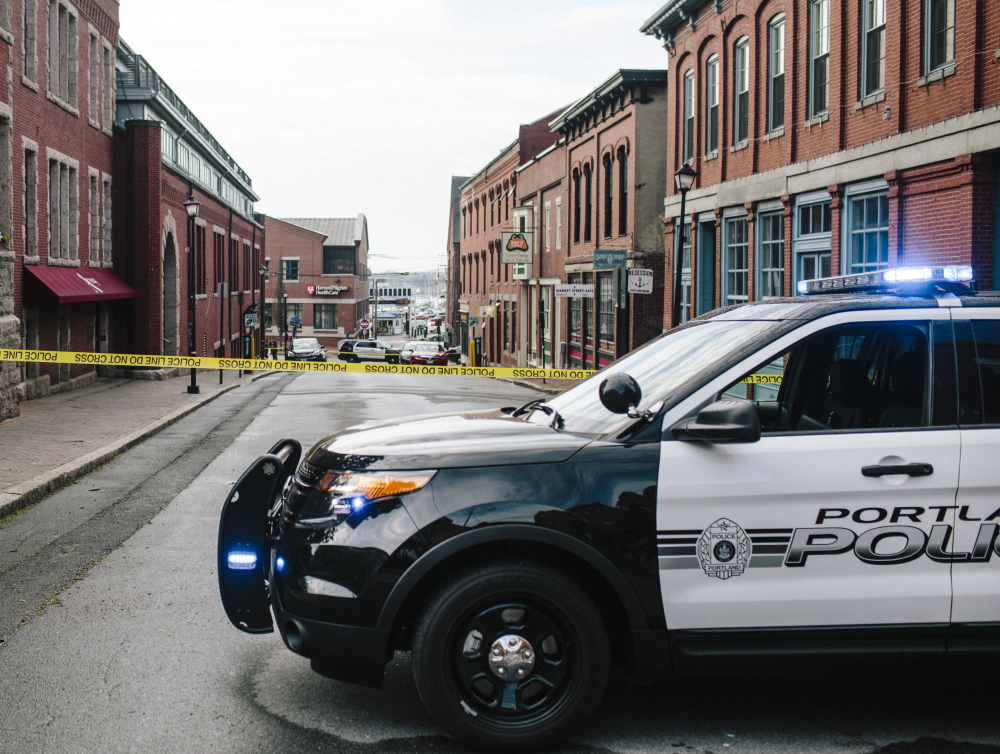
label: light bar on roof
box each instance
[797,266,974,295]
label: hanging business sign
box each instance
[593,248,627,269]
[555,284,595,298]
[627,268,654,294]
[500,231,534,264]
[479,305,497,318]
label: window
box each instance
[603,153,613,238]
[555,196,563,250]
[161,129,176,161]
[757,210,784,299]
[733,37,750,145]
[723,214,749,305]
[768,18,785,132]
[23,0,38,82]
[956,319,1000,425]
[925,0,955,74]
[47,0,78,108]
[597,271,614,346]
[582,271,594,367]
[195,224,207,295]
[88,31,99,123]
[544,201,552,253]
[264,303,273,329]
[845,188,889,274]
[583,163,593,242]
[314,304,338,330]
[103,44,113,127]
[572,169,581,244]
[683,69,695,163]
[617,147,628,235]
[726,322,942,432]
[48,157,78,261]
[0,0,9,31]
[861,0,886,97]
[286,303,302,324]
[678,219,692,323]
[323,246,356,275]
[282,258,299,282]
[809,0,830,117]
[213,232,225,287]
[794,194,832,289]
[89,173,99,262]
[23,148,38,259]
[102,177,111,265]
[705,56,719,154]
[243,243,251,291]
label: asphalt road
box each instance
[0,373,998,754]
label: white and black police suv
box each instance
[219,265,1000,751]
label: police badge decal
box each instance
[698,519,751,579]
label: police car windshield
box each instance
[530,319,777,435]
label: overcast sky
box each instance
[120,1,669,274]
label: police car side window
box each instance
[954,319,1000,425]
[723,321,947,433]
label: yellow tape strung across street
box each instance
[0,348,597,381]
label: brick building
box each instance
[263,216,370,350]
[548,70,668,368]
[444,175,467,344]
[641,0,1000,328]
[2,0,122,421]
[115,40,263,371]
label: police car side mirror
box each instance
[672,400,761,443]
[599,373,642,415]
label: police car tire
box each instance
[411,561,609,752]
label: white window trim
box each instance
[808,0,831,118]
[555,196,562,251]
[705,54,720,156]
[755,205,786,299]
[733,36,750,147]
[860,0,887,99]
[841,178,890,275]
[45,148,80,267]
[767,16,786,134]
[721,209,749,305]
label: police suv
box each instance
[219,266,1000,751]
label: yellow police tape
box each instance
[0,347,596,381]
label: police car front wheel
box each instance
[412,562,609,751]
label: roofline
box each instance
[264,216,329,241]
[640,0,709,37]
[549,69,668,133]
[460,138,520,191]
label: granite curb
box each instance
[0,372,274,521]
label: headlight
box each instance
[298,471,436,526]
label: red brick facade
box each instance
[643,0,1000,328]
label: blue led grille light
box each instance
[227,551,258,570]
[275,556,287,572]
[798,266,974,296]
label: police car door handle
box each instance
[861,463,934,478]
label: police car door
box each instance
[950,309,1000,648]
[657,310,959,651]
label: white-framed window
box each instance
[705,55,719,154]
[282,258,299,282]
[617,146,628,235]
[793,191,832,291]
[861,0,886,98]
[161,127,176,162]
[89,170,99,262]
[544,200,552,253]
[23,0,39,83]
[47,0,79,110]
[314,303,338,330]
[102,175,112,266]
[924,0,955,74]
[733,37,750,145]
[23,143,39,259]
[768,17,785,133]
[177,142,190,172]
[844,181,890,275]
[683,69,695,163]
[47,153,79,262]
[723,210,749,306]
[756,202,785,299]
[809,0,830,117]
[555,196,562,251]
[677,217,692,323]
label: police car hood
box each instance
[304,410,590,471]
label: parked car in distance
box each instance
[285,337,327,362]
[446,346,461,364]
[338,339,401,364]
[401,341,447,366]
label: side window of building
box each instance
[682,69,695,163]
[954,319,1000,426]
[767,16,785,133]
[924,0,956,75]
[793,193,832,289]
[282,259,299,282]
[756,203,784,299]
[47,0,79,110]
[22,0,39,83]
[722,211,748,306]
[733,37,750,146]
[844,182,889,274]
[809,0,830,118]
[861,0,886,99]
[705,57,719,155]
[723,321,954,433]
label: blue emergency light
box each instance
[797,266,974,295]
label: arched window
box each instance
[768,16,786,133]
[705,55,719,154]
[603,153,613,239]
[583,163,593,243]
[733,36,750,145]
[489,189,495,227]
[572,168,581,244]
[617,146,628,236]
[683,69,695,163]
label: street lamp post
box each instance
[257,263,270,359]
[671,164,698,329]
[184,194,201,394]
[281,290,289,355]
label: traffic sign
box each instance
[244,313,258,328]
[290,316,303,326]
[359,318,371,330]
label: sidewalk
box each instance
[0,369,265,520]
[495,377,581,395]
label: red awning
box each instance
[24,266,137,304]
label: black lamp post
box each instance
[671,164,698,328]
[257,262,270,359]
[184,194,201,393]
[281,290,289,356]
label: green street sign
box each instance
[594,248,627,269]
